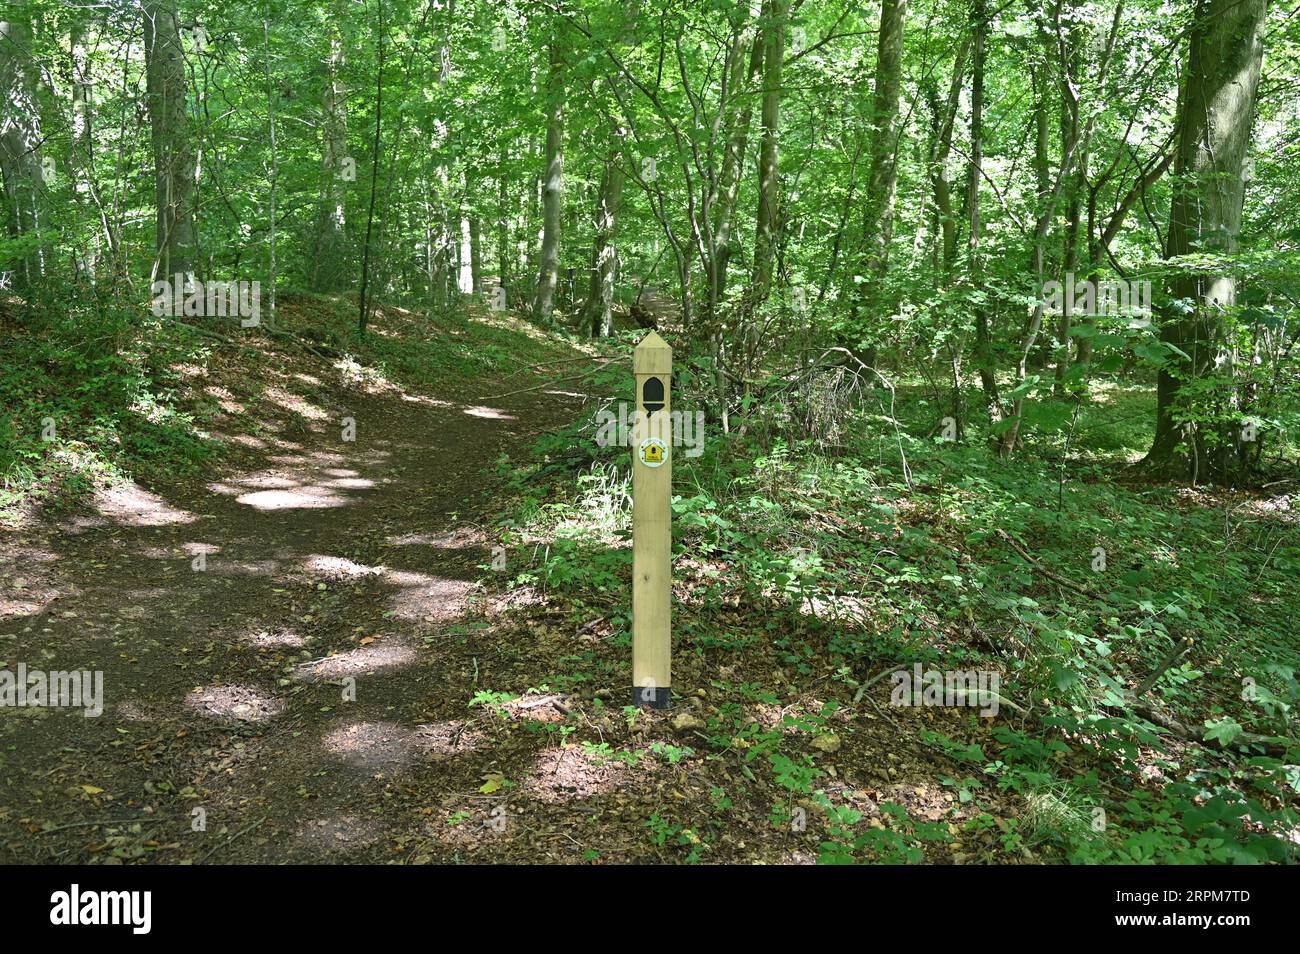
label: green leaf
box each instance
[1203,717,1244,746]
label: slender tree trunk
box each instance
[142,0,197,285]
[0,0,48,291]
[710,21,763,310]
[750,0,786,302]
[68,21,101,281]
[469,206,483,293]
[312,3,349,292]
[922,41,970,436]
[442,196,456,301]
[532,34,565,323]
[966,0,1000,414]
[1058,173,1085,384]
[1054,5,1085,388]
[583,144,625,337]
[262,20,278,329]
[358,0,385,332]
[1001,4,1077,453]
[857,0,909,365]
[496,143,511,297]
[926,39,968,282]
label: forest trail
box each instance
[0,331,593,862]
[2,319,1018,866]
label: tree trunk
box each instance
[584,145,625,337]
[263,19,278,329]
[710,21,763,311]
[0,0,48,291]
[857,0,909,362]
[496,144,511,298]
[1000,0,1100,454]
[69,21,118,283]
[1142,0,1268,483]
[357,0,385,332]
[532,35,565,323]
[966,0,1000,414]
[142,0,197,285]
[750,0,785,303]
[469,209,483,293]
[311,4,349,292]
[925,39,967,282]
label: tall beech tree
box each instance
[1142,0,1271,482]
[750,0,785,305]
[583,130,626,337]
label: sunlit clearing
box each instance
[385,530,462,547]
[263,385,329,421]
[383,570,475,622]
[245,628,305,649]
[524,745,644,803]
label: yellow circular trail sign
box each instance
[638,437,667,467]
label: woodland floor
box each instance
[2,305,1055,864]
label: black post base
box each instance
[631,686,671,709]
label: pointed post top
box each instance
[634,330,672,374]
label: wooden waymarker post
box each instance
[632,331,672,708]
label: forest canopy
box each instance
[1,0,1296,484]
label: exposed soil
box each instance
[0,326,601,862]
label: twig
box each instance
[995,529,1100,600]
[1124,702,1291,758]
[36,817,175,835]
[477,365,607,401]
[168,318,235,344]
[1131,636,1194,699]
[264,328,340,362]
[198,816,267,864]
[852,663,909,703]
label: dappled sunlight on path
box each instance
[0,352,586,863]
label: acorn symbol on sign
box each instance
[642,376,664,416]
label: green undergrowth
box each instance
[275,290,589,394]
[0,299,220,519]
[492,373,1300,864]
[0,290,589,519]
